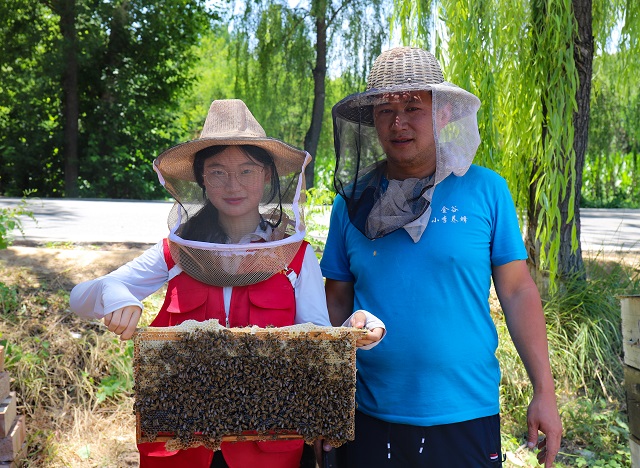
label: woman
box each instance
[70,99,384,468]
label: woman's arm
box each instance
[70,241,171,319]
[294,244,331,326]
[295,245,385,347]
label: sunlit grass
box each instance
[497,251,640,466]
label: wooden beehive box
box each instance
[622,295,640,371]
[621,295,640,468]
[133,320,366,452]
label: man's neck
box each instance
[386,161,436,180]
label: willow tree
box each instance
[230,0,388,187]
[392,0,639,290]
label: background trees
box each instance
[228,0,387,187]
[0,0,214,198]
[390,0,639,288]
[2,0,639,285]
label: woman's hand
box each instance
[103,306,142,340]
[350,310,384,347]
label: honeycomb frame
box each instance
[133,320,367,451]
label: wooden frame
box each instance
[133,322,367,450]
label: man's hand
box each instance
[313,439,336,466]
[527,391,562,466]
[103,306,142,340]
[350,310,384,347]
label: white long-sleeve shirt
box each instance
[70,235,385,347]
[70,241,331,326]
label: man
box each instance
[320,47,562,466]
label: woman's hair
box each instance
[179,145,282,243]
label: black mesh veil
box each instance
[331,48,481,242]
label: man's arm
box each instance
[325,278,355,326]
[492,260,562,466]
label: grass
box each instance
[0,262,163,467]
[497,251,640,466]
[0,246,638,466]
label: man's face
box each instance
[373,90,436,179]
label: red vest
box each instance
[139,240,308,468]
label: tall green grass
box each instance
[498,253,640,465]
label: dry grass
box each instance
[0,245,161,467]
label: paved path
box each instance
[0,198,171,246]
[0,198,639,252]
[580,208,640,252]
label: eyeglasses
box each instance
[204,166,265,188]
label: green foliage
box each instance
[95,339,134,404]
[0,2,61,196]
[0,282,19,312]
[560,398,631,467]
[303,186,335,252]
[582,152,640,208]
[0,0,216,198]
[0,195,35,249]
[228,0,387,187]
[173,28,238,141]
[585,51,640,208]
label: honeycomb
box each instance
[133,319,366,451]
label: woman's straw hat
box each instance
[155,99,307,181]
[333,47,480,125]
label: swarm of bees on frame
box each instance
[133,320,365,452]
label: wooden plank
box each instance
[621,296,640,369]
[134,326,366,342]
[0,375,9,403]
[631,434,640,468]
[0,416,25,462]
[626,365,640,440]
[0,394,16,438]
[0,443,26,467]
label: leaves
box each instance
[0,0,216,198]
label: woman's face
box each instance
[202,146,269,224]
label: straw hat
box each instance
[333,47,480,125]
[155,99,307,182]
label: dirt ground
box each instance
[2,243,636,290]
[0,244,151,289]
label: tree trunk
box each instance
[560,0,593,278]
[525,0,548,287]
[526,0,592,287]
[59,0,79,197]
[303,0,327,189]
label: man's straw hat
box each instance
[333,47,480,125]
[155,99,307,182]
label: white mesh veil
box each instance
[154,100,310,286]
[332,47,481,242]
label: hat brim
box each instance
[333,82,481,126]
[155,137,307,183]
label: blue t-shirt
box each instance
[320,165,527,426]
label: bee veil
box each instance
[154,99,310,286]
